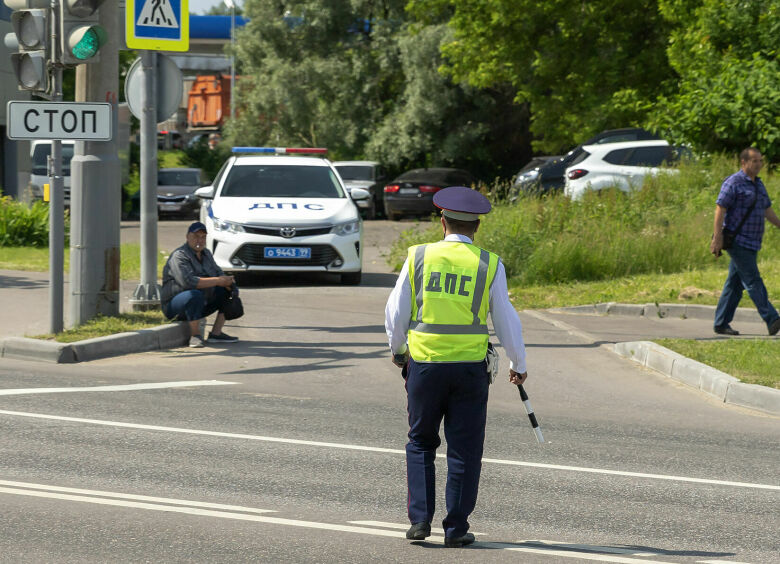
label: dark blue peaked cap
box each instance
[188,221,207,233]
[433,186,491,220]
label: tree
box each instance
[408,0,675,154]
[228,0,531,180]
[648,0,780,161]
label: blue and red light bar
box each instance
[232,147,328,154]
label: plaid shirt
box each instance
[716,170,772,251]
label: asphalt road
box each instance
[1,219,778,563]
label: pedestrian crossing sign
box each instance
[126,0,189,51]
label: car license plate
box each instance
[399,188,418,195]
[160,204,180,211]
[264,247,311,259]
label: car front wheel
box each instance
[341,271,362,285]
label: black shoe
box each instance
[405,522,431,540]
[444,532,475,548]
[714,325,739,336]
[208,331,239,343]
[769,318,780,336]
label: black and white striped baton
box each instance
[517,384,544,443]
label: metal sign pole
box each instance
[131,49,161,308]
[48,0,64,334]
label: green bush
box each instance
[389,153,779,285]
[0,197,68,247]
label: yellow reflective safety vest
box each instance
[407,241,499,362]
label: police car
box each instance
[195,148,369,284]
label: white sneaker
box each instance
[189,335,205,348]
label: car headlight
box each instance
[331,220,361,236]
[515,169,539,186]
[212,217,245,233]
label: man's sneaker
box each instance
[208,332,239,343]
[189,335,205,348]
[714,325,739,336]
[769,318,780,336]
[405,522,431,540]
[444,532,475,548]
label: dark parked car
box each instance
[156,168,206,218]
[513,128,661,196]
[383,168,475,221]
[333,160,388,220]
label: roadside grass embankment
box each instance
[0,243,168,280]
[388,154,779,388]
[33,311,168,343]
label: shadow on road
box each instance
[232,271,397,289]
[411,539,735,558]
[0,273,48,290]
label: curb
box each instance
[0,323,190,364]
[614,341,780,416]
[554,302,763,323]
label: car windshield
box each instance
[158,170,200,186]
[336,165,373,181]
[220,164,345,198]
[32,144,74,176]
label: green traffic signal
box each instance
[69,25,107,60]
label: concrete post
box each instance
[69,1,121,326]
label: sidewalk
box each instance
[524,304,779,416]
[0,269,778,415]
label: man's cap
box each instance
[433,186,491,221]
[188,221,207,233]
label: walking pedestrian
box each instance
[710,147,780,336]
[385,186,529,547]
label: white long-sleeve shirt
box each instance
[384,234,527,373]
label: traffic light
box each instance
[59,0,106,65]
[3,0,51,92]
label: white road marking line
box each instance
[0,408,777,492]
[697,561,755,564]
[0,485,407,539]
[516,540,657,556]
[0,483,676,562]
[523,309,604,345]
[480,543,677,563]
[348,520,483,535]
[0,380,237,396]
[0,479,275,514]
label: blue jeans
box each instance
[162,287,229,322]
[714,244,779,329]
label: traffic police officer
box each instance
[385,186,528,547]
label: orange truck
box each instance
[187,75,237,130]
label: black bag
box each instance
[721,228,736,250]
[222,285,244,320]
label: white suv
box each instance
[196,148,370,285]
[564,140,678,200]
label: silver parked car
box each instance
[157,168,206,218]
[333,161,388,220]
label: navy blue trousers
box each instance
[405,358,489,538]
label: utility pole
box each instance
[70,0,120,326]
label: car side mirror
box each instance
[349,187,370,201]
[195,185,215,199]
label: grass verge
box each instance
[0,243,169,279]
[655,339,779,389]
[33,311,168,343]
